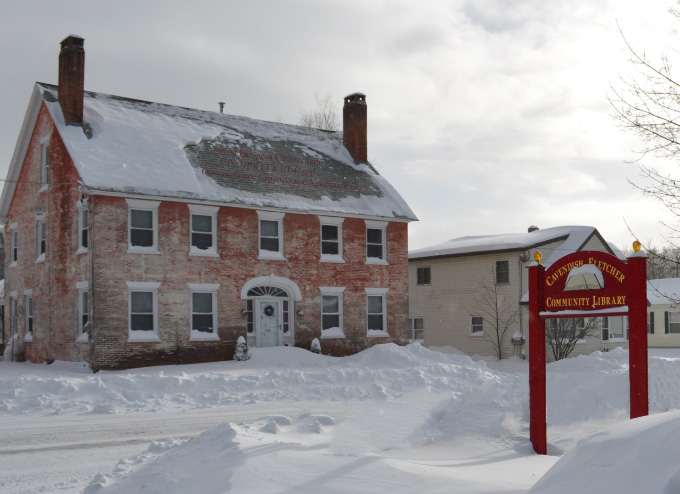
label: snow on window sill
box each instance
[321,327,345,339]
[35,254,45,263]
[9,262,16,269]
[259,251,285,261]
[76,247,88,255]
[189,330,220,341]
[127,246,160,255]
[76,332,89,343]
[127,332,161,343]
[38,185,48,194]
[320,255,345,264]
[23,333,33,342]
[608,338,628,343]
[367,330,389,338]
[190,247,219,258]
[471,332,484,337]
[366,258,388,266]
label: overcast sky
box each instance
[1,0,679,252]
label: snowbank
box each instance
[529,410,680,494]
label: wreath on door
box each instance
[264,305,274,317]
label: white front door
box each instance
[257,299,282,347]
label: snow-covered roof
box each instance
[409,226,616,265]
[2,83,416,222]
[648,278,680,306]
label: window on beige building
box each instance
[471,316,484,335]
[495,260,509,284]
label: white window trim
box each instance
[188,204,219,257]
[126,199,161,254]
[366,287,388,336]
[127,281,161,342]
[319,216,344,263]
[39,135,50,193]
[9,291,18,338]
[365,220,388,265]
[605,315,629,342]
[188,283,220,341]
[77,281,89,342]
[471,315,484,336]
[76,200,89,255]
[36,213,46,263]
[409,316,425,341]
[24,290,33,342]
[320,286,345,339]
[9,223,18,268]
[257,210,285,260]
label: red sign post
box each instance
[528,247,648,455]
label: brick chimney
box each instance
[58,35,85,125]
[343,92,367,162]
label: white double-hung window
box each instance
[320,287,345,338]
[366,287,388,336]
[257,210,285,260]
[188,205,218,256]
[127,199,160,253]
[127,281,160,342]
[189,283,220,341]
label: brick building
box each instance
[0,36,417,369]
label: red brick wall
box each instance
[90,198,409,369]
[4,103,89,363]
[5,106,410,371]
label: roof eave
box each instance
[0,84,45,219]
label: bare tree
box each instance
[545,317,600,361]
[299,92,340,131]
[468,268,518,360]
[609,4,680,245]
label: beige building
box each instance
[648,278,680,348]
[408,226,631,361]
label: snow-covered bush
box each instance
[3,334,24,362]
[234,336,250,361]
[310,338,321,354]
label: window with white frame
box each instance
[127,281,160,340]
[495,260,510,284]
[471,316,484,335]
[410,317,424,340]
[188,205,218,256]
[9,223,18,266]
[257,210,284,259]
[77,201,88,253]
[24,291,33,341]
[127,199,160,253]
[666,311,680,334]
[319,216,344,262]
[320,287,344,337]
[40,136,50,189]
[366,288,388,335]
[603,316,628,341]
[188,283,219,339]
[366,220,387,264]
[77,282,89,340]
[36,214,46,261]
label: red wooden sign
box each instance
[528,249,648,456]
[541,251,628,313]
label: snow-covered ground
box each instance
[1,344,679,493]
